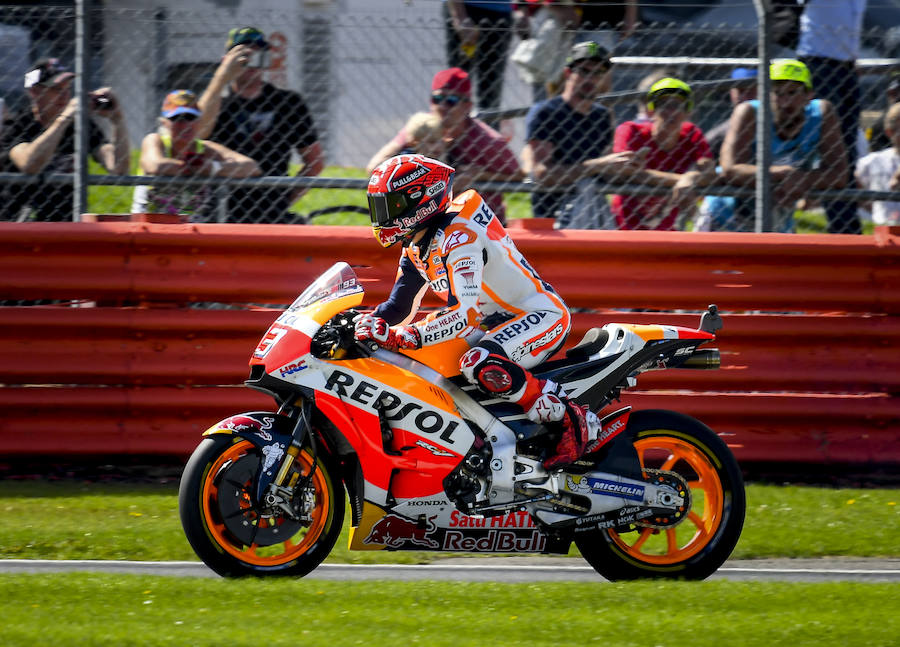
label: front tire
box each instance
[179,435,345,577]
[575,410,745,580]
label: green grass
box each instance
[86,156,873,232]
[0,574,896,647]
[1,482,896,646]
[0,481,897,562]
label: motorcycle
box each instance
[179,261,745,580]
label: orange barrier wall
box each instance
[2,222,899,466]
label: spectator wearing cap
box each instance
[631,67,678,124]
[611,77,715,231]
[195,27,324,223]
[0,57,129,221]
[719,59,848,232]
[366,67,522,224]
[132,90,260,221]
[704,67,758,160]
[522,40,641,229]
[694,67,758,232]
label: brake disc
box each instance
[214,453,303,546]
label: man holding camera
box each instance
[195,27,324,223]
[0,57,130,221]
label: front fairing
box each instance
[249,262,364,375]
[244,262,476,500]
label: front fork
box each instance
[270,396,319,490]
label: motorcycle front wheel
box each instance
[575,409,745,581]
[179,435,345,577]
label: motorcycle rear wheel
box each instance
[179,435,344,577]
[575,409,745,581]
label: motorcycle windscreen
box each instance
[250,262,364,371]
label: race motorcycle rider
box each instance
[356,153,603,468]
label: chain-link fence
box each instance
[0,1,899,233]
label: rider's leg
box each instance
[459,340,601,468]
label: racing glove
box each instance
[354,313,421,351]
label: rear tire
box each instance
[179,435,344,577]
[575,409,745,580]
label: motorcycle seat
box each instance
[565,328,610,361]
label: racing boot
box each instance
[525,383,602,469]
[540,402,603,470]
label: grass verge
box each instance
[0,481,897,562]
[0,574,896,647]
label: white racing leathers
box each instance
[373,189,571,369]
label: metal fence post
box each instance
[73,0,91,222]
[753,0,775,232]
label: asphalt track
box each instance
[1,557,898,582]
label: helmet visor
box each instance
[367,191,409,226]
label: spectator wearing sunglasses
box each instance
[0,57,130,221]
[366,67,522,224]
[132,90,260,220]
[194,27,324,223]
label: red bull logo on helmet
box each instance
[375,223,406,246]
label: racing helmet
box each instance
[367,154,455,248]
[646,77,694,112]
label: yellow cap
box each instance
[647,77,693,112]
[770,59,812,90]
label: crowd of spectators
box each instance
[0,26,323,224]
[1,3,898,234]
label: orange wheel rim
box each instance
[201,440,331,566]
[607,434,724,565]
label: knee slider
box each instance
[459,345,527,398]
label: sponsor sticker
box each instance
[364,514,439,548]
[441,230,471,254]
[390,165,428,190]
[323,369,467,448]
[442,529,547,552]
[566,476,645,501]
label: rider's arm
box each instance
[414,223,484,346]
[373,253,427,326]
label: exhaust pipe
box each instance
[679,348,720,369]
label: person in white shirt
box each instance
[855,103,900,227]
[797,0,867,234]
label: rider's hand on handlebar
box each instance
[354,313,421,351]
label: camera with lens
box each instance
[92,95,114,110]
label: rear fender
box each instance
[598,406,632,444]
[202,412,295,502]
[590,407,642,481]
